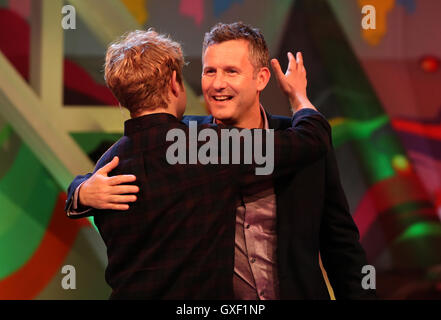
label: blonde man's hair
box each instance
[104,29,184,116]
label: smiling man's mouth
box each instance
[212,95,233,101]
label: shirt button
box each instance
[245,224,250,229]
[250,258,256,263]
[260,291,265,298]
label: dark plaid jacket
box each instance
[65,109,331,299]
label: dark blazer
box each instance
[270,113,376,299]
[182,112,376,300]
[65,110,332,299]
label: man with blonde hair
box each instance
[66,28,332,299]
[104,30,186,118]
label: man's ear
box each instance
[256,67,271,92]
[170,70,179,98]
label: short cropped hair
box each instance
[104,29,184,116]
[202,22,269,70]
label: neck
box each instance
[217,104,264,129]
[132,106,177,119]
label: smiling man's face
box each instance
[201,39,267,127]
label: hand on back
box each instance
[79,156,139,210]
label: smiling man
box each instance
[202,38,267,128]
[65,22,375,300]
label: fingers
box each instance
[286,51,306,73]
[271,52,306,97]
[298,52,307,75]
[271,58,291,92]
[290,51,306,73]
[108,174,137,186]
[97,156,119,175]
[97,194,136,210]
[108,185,140,195]
[103,203,130,211]
[270,58,284,82]
[108,194,137,203]
[94,194,137,210]
[287,52,297,72]
[272,58,294,94]
[272,52,303,76]
[296,52,303,66]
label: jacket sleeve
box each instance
[238,108,332,186]
[319,149,377,299]
[275,108,332,175]
[64,173,93,218]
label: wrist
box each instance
[290,96,315,112]
[78,183,88,207]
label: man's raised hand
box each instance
[78,156,139,210]
[271,52,316,112]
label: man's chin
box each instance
[210,110,235,124]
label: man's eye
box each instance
[204,69,215,75]
[227,69,237,74]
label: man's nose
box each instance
[212,72,227,90]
